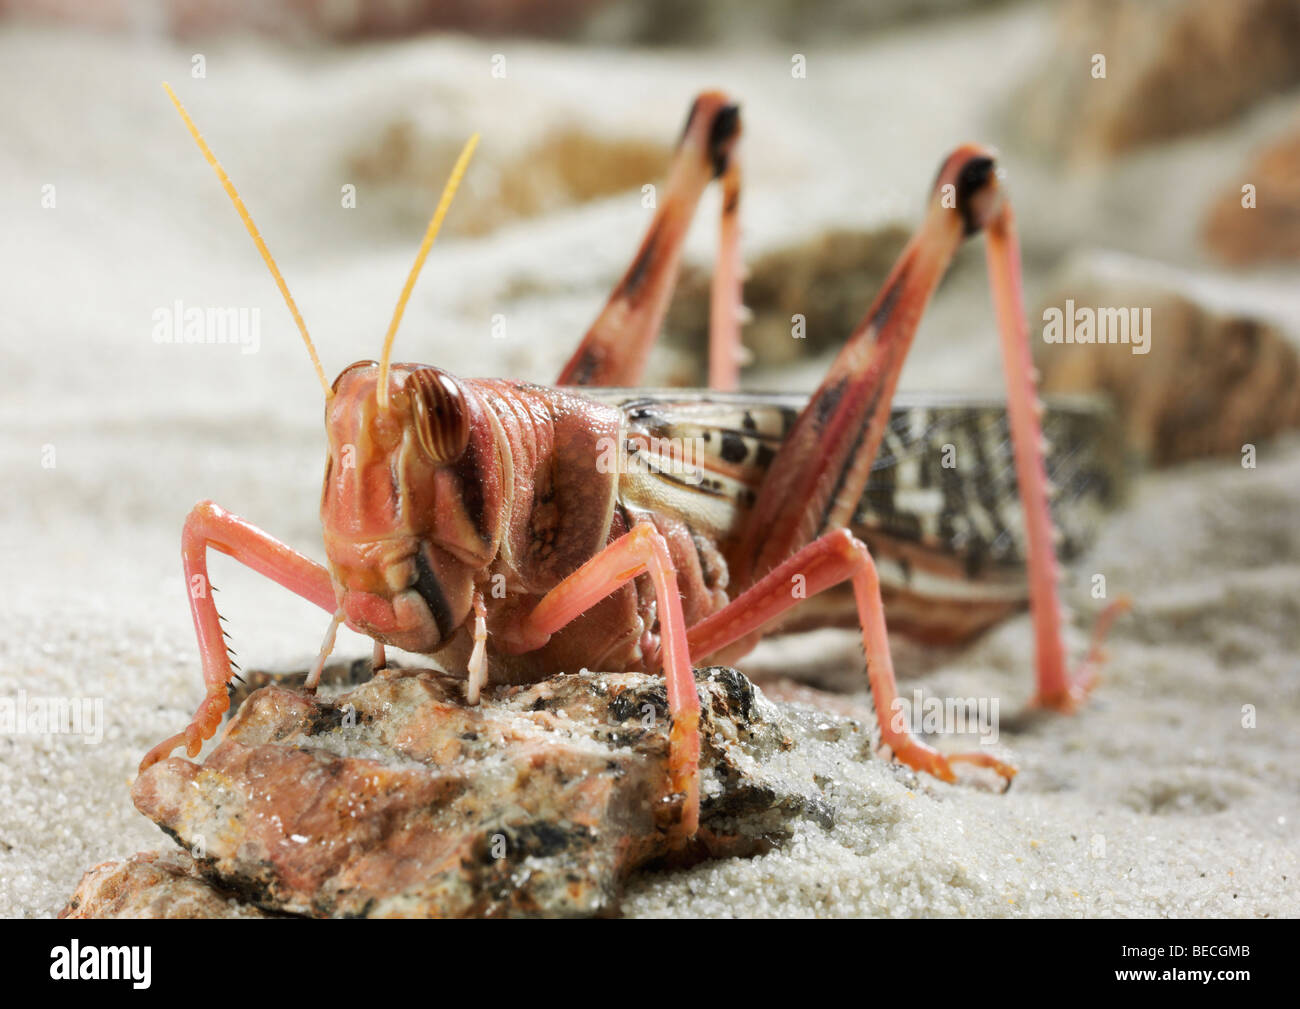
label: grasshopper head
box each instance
[162,85,491,655]
[316,133,489,655]
[320,361,502,654]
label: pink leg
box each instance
[708,157,744,391]
[557,92,742,388]
[517,522,701,834]
[725,146,1123,712]
[691,529,1015,784]
[985,209,1129,709]
[139,500,338,772]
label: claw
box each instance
[138,730,188,772]
[889,738,1017,787]
[1030,681,1089,713]
[138,685,230,774]
[948,749,1018,785]
[1030,594,1131,712]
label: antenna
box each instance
[163,82,333,399]
[377,133,480,410]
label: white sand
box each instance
[1,9,1297,917]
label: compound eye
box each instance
[408,368,470,464]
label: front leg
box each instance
[138,500,338,772]
[513,522,701,835]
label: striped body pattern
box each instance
[605,389,1121,642]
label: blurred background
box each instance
[5,0,1299,662]
[2,0,1299,917]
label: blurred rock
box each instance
[348,120,670,237]
[665,226,912,377]
[1203,120,1300,264]
[1034,252,1300,465]
[61,850,269,919]
[107,666,824,918]
[1012,0,1300,161]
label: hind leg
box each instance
[726,147,1119,723]
[557,92,744,390]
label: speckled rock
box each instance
[60,850,270,919]
[107,666,825,918]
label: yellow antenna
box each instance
[163,82,333,400]
[377,133,480,411]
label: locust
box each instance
[142,86,1125,837]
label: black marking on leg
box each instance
[813,377,847,428]
[622,227,660,301]
[708,104,740,178]
[678,97,702,147]
[955,156,995,236]
[567,349,601,386]
[870,275,905,330]
[815,386,883,538]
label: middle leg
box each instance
[691,529,1016,783]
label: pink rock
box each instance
[106,665,816,917]
[60,850,269,919]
